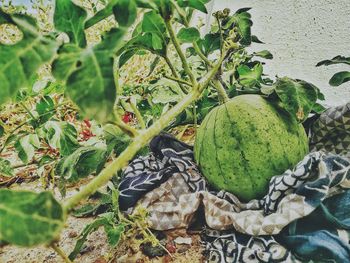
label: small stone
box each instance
[174,237,192,245]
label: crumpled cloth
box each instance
[118,102,350,262]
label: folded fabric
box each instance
[118,102,350,262]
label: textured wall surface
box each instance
[207,0,350,106]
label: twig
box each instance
[165,19,197,86]
[212,79,229,103]
[164,75,192,87]
[109,114,139,138]
[163,55,188,94]
[129,100,146,130]
[50,242,72,263]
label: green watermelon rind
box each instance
[194,95,309,201]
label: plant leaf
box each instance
[229,9,253,45]
[42,121,79,156]
[55,146,107,182]
[105,224,124,246]
[53,0,87,47]
[274,77,319,122]
[0,10,58,106]
[0,158,14,177]
[237,63,263,88]
[329,71,350,86]
[187,0,208,13]
[316,56,350,67]
[0,124,4,137]
[0,189,64,246]
[15,134,40,164]
[67,29,125,122]
[69,217,109,260]
[177,27,200,43]
[253,50,273,59]
[197,33,221,56]
[113,0,137,27]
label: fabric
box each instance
[118,102,350,262]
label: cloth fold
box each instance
[118,102,350,262]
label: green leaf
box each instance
[56,146,107,182]
[103,124,131,155]
[274,77,319,122]
[253,50,273,59]
[142,11,166,35]
[105,224,124,246]
[85,0,118,29]
[53,0,87,47]
[0,10,58,106]
[52,44,82,81]
[53,28,126,122]
[0,124,4,137]
[113,0,137,27]
[35,95,55,125]
[69,217,109,260]
[316,56,350,66]
[232,8,253,45]
[15,134,40,164]
[237,63,263,88]
[197,33,221,56]
[187,0,208,13]
[177,27,200,43]
[0,158,14,177]
[0,189,64,246]
[42,121,79,156]
[118,48,138,67]
[329,71,350,86]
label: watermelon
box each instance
[194,94,309,201]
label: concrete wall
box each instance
[206,0,350,106]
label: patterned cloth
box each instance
[118,102,350,262]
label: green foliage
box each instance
[329,71,350,86]
[113,0,137,27]
[53,0,87,47]
[0,10,58,106]
[0,189,64,246]
[15,134,40,164]
[41,121,79,156]
[0,158,14,177]
[237,63,263,89]
[317,55,350,86]
[56,145,108,182]
[274,78,321,122]
[177,27,200,43]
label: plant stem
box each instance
[129,100,146,129]
[164,75,192,87]
[64,47,228,213]
[212,79,229,103]
[110,114,139,138]
[171,0,213,67]
[19,101,36,120]
[50,243,72,263]
[64,90,200,211]
[165,20,197,86]
[163,55,188,94]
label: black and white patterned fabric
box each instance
[118,102,350,263]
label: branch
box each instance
[109,114,139,138]
[165,19,197,86]
[171,0,213,67]
[163,55,188,94]
[212,79,229,103]
[164,75,192,87]
[129,100,146,130]
[63,90,200,211]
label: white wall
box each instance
[207,0,350,106]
